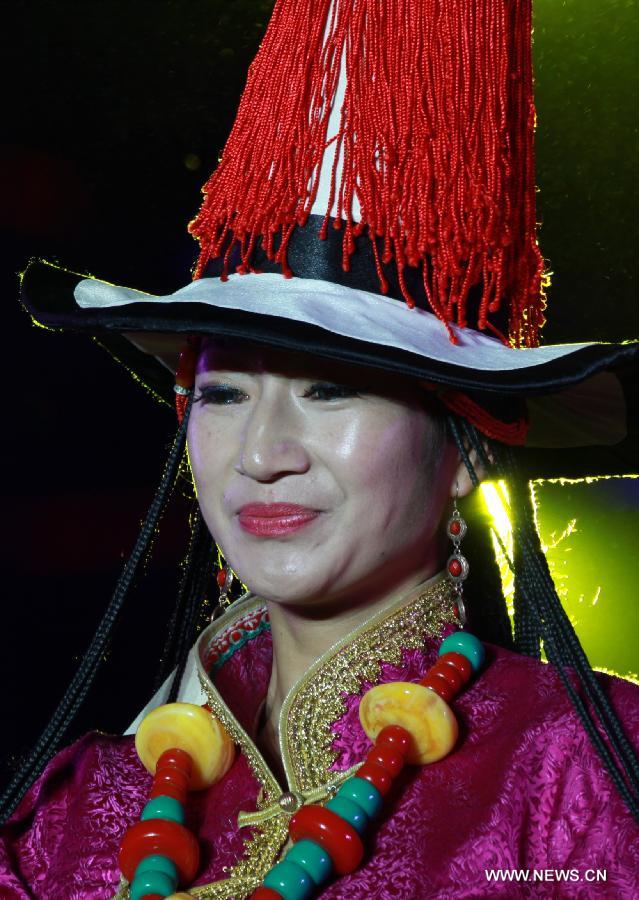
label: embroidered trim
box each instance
[205,608,271,672]
[195,660,288,898]
[133,576,459,900]
[280,576,457,791]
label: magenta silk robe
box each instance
[2,579,638,899]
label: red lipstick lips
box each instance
[238,503,319,537]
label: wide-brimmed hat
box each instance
[8,0,639,837]
[19,0,639,476]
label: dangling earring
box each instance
[446,485,469,626]
[216,562,236,611]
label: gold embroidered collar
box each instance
[184,573,457,898]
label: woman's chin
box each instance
[226,540,340,606]
[239,569,331,606]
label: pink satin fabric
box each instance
[2,629,638,899]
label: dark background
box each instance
[1,0,638,787]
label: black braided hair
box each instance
[0,396,194,826]
[448,416,639,823]
[151,506,215,698]
[167,511,215,702]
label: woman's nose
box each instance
[236,386,311,482]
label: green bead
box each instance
[439,631,485,672]
[135,854,178,880]
[263,859,314,900]
[336,776,383,818]
[130,868,177,900]
[326,796,369,834]
[286,839,333,885]
[140,795,185,824]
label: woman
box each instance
[3,334,637,898]
[3,0,639,896]
[187,340,463,773]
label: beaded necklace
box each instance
[118,628,484,900]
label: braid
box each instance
[152,505,212,695]
[0,395,194,825]
[167,512,214,702]
[458,417,492,473]
[446,415,479,487]
[497,445,639,788]
[448,417,639,823]
[455,416,541,655]
[507,472,543,658]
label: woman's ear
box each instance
[451,446,489,499]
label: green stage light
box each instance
[481,476,639,682]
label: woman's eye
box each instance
[303,382,361,402]
[194,385,248,405]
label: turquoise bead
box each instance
[439,631,485,672]
[130,868,177,900]
[140,795,185,824]
[336,776,383,818]
[263,859,314,900]
[326,796,369,834]
[286,839,333,885]
[134,854,178,880]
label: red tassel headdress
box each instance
[190,0,546,349]
[19,0,638,460]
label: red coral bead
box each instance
[119,819,199,883]
[448,558,463,577]
[289,805,364,875]
[157,748,193,779]
[356,761,393,797]
[366,744,405,778]
[420,672,456,702]
[251,889,283,899]
[148,780,187,803]
[430,661,464,693]
[449,519,461,536]
[153,766,190,795]
[438,651,472,683]
[375,725,412,758]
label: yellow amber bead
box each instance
[135,702,235,790]
[166,895,193,899]
[359,682,458,764]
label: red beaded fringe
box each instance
[190,0,546,348]
[439,389,529,445]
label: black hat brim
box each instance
[20,258,639,478]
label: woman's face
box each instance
[187,340,460,608]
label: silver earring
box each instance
[446,486,469,625]
[214,562,236,616]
